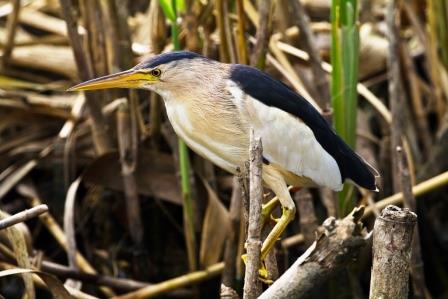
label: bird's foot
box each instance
[241,254,274,284]
[261,207,295,260]
[261,186,297,227]
[261,196,280,225]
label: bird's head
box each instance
[68,51,213,95]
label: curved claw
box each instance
[270,213,280,223]
[241,254,273,284]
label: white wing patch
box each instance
[227,81,343,191]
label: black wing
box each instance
[230,64,378,190]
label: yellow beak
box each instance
[67,69,156,91]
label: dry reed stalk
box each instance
[400,40,432,154]
[17,183,115,297]
[397,147,431,299]
[295,189,318,247]
[0,242,191,294]
[364,170,448,216]
[114,262,224,299]
[0,205,47,230]
[426,0,446,122]
[216,0,231,63]
[387,4,429,296]
[236,0,249,64]
[221,177,242,289]
[2,0,21,67]
[148,0,166,143]
[100,0,146,272]
[290,0,330,109]
[59,0,113,155]
[19,8,68,37]
[250,0,273,69]
[117,103,144,248]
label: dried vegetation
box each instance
[0,0,447,298]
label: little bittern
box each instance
[69,51,379,279]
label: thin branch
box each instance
[387,3,430,297]
[290,0,330,110]
[295,189,318,247]
[2,0,21,67]
[0,205,48,230]
[16,182,115,297]
[364,170,448,216]
[396,146,431,299]
[250,0,273,69]
[59,0,113,154]
[114,262,224,299]
[117,103,144,248]
[243,129,263,299]
[0,243,188,295]
[222,177,242,289]
[216,0,231,63]
[236,0,249,64]
[387,0,404,192]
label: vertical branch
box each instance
[170,0,198,273]
[290,0,330,110]
[369,205,417,299]
[387,0,403,193]
[59,0,113,155]
[295,189,318,247]
[236,168,250,283]
[250,0,273,69]
[221,177,242,289]
[400,39,432,155]
[236,0,249,64]
[216,0,235,63]
[63,178,82,290]
[243,129,263,299]
[427,0,447,122]
[397,146,431,299]
[388,5,430,297]
[99,1,145,276]
[149,0,167,142]
[117,103,144,248]
[2,0,21,67]
[223,1,236,63]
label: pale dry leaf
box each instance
[0,268,73,299]
[0,211,35,299]
[64,177,82,290]
[199,179,231,267]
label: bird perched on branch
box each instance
[69,51,379,279]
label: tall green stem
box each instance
[159,0,196,272]
[172,0,197,272]
[331,0,359,216]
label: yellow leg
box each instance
[260,166,296,260]
[260,207,294,260]
[242,166,296,282]
[261,186,296,227]
[261,196,280,225]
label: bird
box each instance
[69,51,379,279]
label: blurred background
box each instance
[0,0,447,298]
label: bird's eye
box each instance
[151,69,161,77]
